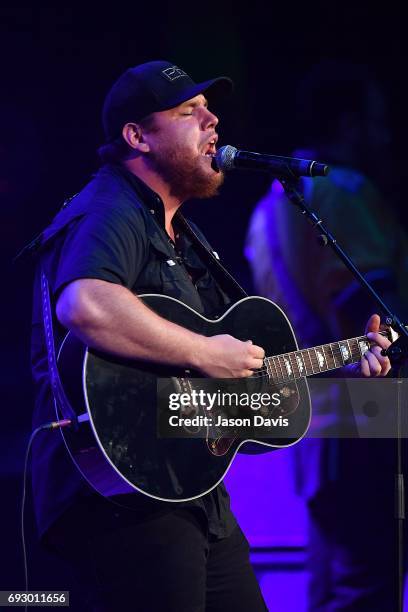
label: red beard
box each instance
[146,145,224,201]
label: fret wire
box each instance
[302,349,313,375]
[337,341,346,365]
[287,354,295,380]
[320,345,329,371]
[299,353,306,378]
[299,350,309,375]
[289,351,299,379]
[270,357,274,379]
[280,354,287,379]
[279,355,288,381]
[356,336,369,358]
[346,339,354,362]
[309,348,317,372]
[268,357,274,379]
[349,338,361,360]
[354,336,368,355]
[275,355,284,382]
[284,354,293,380]
[315,345,327,372]
[286,352,294,378]
[290,351,300,379]
[307,349,317,374]
[278,355,287,380]
[264,357,270,378]
[281,353,290,379]
[300,350,307,376]
[283,353,294,379]
[264,357,273,379]
[329,342,337,367]
[349,340,359,362]
[314,348,321,370]
[357,337,367,357]
[265,357,271,380]
[268,356,278,382]
[270,356,278,381]
[323,344,334,369]
[312,347,320,372]
[271,356,279,381]
[340,340,351,365]
[315,346,322,371]
[270,357,277,380]
[356,338,364,359]
[332,342,345,368]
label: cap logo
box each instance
[161,66,188,82]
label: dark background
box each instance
[1,1,408,603]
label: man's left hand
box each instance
[346,314,392,377]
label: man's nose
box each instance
[202,107,219,130]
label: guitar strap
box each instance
[40,268,78,428]
[176,213,248,303]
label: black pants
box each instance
[47,505,267,612]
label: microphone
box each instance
[213,145,329,179]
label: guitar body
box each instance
[57,295,311,502]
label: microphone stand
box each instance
[279,177,408,612]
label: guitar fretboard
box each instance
[265,335,371,383]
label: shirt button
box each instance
[150,209,155,214]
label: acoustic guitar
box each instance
[57,294,381,502]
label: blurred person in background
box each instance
[245,61,408,611]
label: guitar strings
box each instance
[247,345,363,382]
[209,331,383,383]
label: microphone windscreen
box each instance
[214,145,237,171]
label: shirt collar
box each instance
[103,163,168,228]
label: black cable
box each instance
[21,419,72,612]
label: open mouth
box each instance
[201,138,217,158]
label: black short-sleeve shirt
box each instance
[31,164,237,542]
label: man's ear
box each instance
[122,123,150,153]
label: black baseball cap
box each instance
[102,60,233,142]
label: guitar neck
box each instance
[265,334,374,383]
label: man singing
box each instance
[31,60,391,611]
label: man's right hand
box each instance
[195,335,265,378]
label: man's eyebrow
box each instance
[182,97,209,108]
